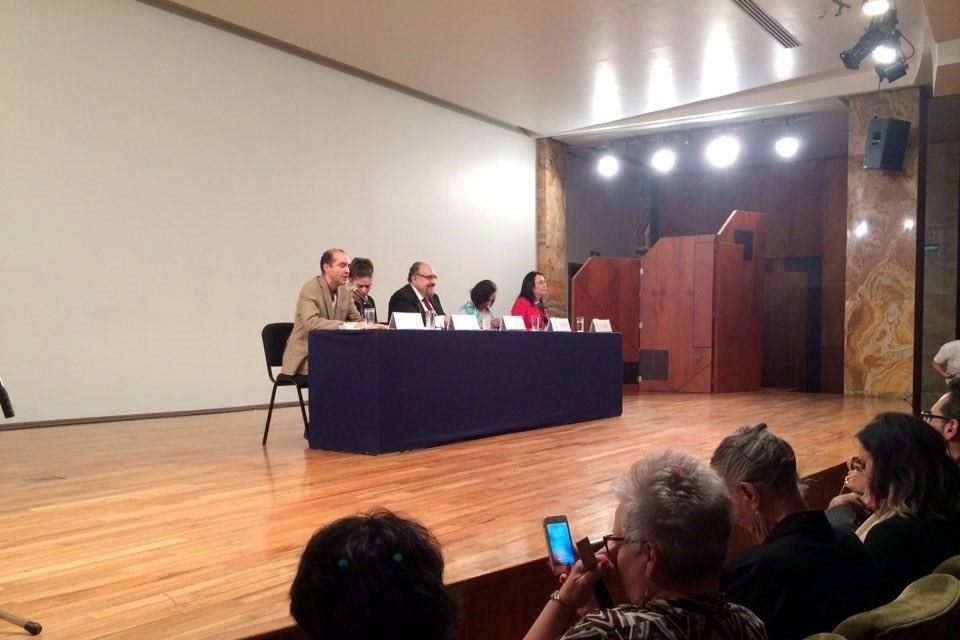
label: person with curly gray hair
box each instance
[711,424,877,640]
[523,450,766,640]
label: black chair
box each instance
[261,323,309,445]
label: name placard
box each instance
[390,312,425,330]
[590,318,613,333]
[451,314,480,331]
[500,315,527,331]
[549,317,572,332]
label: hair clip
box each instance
[337,558,350,570]
[392,552,404,564]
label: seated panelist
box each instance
[511,271,549,330]
[388,261,445,325]
[281,248,361,376]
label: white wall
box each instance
[565,150,641,264]
[0,1,535,424]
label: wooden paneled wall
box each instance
[657,158,847,393]
[570,257,642,364]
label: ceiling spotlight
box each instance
[650,148,676,173]
[705,135,740,168]
[854,221,869,238]
[597,153,620,178]
[775,135,800,159]
[862,0,891,16]
[903,218,915,231]
[875,47,909,83]
[840,11,897,70]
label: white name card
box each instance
[590,318,613,333]
[390,312,425,330]
[450,314,480,331]
[500,315,527,331]
[549,317,572,332]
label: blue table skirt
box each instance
[308,330,623,454]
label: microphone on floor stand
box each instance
[0,377,42,636]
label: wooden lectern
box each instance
[571,210,765,393]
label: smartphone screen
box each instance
[544,517,576,570]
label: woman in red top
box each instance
[511,271,549,330]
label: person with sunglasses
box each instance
[387,261,445,326]
[711,424,877,640]
[522,451,766,640]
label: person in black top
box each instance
[853,412,960,604]
[388,261,445,325]
[712,424,878,640]
[349,257,378,322]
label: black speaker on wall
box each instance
[863,117,911,171]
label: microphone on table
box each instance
[0,376,13,419]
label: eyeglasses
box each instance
[847,455,865,472]
[600,534,645,556]
[415,273,438,281]
[920,411,952,423]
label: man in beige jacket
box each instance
[281,248,361,376]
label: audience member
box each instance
[854,412,960,603]
[388,261,445,325]
[459,280,501,329]
[921,378,960,464]
[711,424,877,639]
[511,271,549,331]
[281,248,361,376]
[290,508,458,640]
[932,338,960,383]
[349,257,378,322]
[523,450,766,640]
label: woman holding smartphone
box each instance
[522,451,766,640]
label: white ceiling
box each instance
[164,0,929,141]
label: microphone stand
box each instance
[0,377,43,635]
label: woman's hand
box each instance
[491,317,502,329]
[843,468,867,495]
[557,556,613,611]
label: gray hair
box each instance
[613,450,732,586]
[710,424,801,492]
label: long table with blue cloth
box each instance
[307,330,623,454]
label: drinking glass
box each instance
[575,316,585,332]
[531,316,542,331]
[426,310,436,330]
[364,307,377,326]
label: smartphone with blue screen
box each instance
[543,515,576,575]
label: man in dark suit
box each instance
[388,261,445,325]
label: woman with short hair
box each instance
[711,424,877,639]
[290,508,458,640]
[853,412,960,602]
[459,279,500,329]
[523,450,766,640]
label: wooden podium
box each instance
[571,210,765,393]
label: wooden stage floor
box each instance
[0,390,907,640]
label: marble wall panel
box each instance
[845,88,922,400]
[536,138,568,317]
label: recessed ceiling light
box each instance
[597,154,620,178]
[650,148,677,173]
[862,0,891,17]
[705,135,740,169]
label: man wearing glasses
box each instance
[388,261,446,325]
[922,380,960,464]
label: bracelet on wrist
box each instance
[549,590,576,616]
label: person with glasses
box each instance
[922,378,960,464]
[522,450,765,640]
[849,412,960,603]
[388,261,445,326]
[711,424,877,640]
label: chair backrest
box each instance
[833,573,960,640]
[262,323,294,380]
[933,554,960,580]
